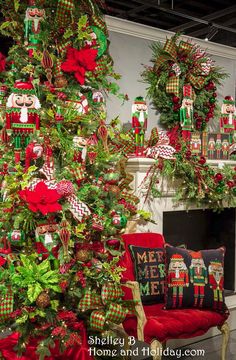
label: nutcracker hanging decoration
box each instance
[180,84,194,142]
[5,81,41,164]
[220,96,236,142]
[131,96,148,156]
[24,0,46,58]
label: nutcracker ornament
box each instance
[220,96,236,142]
[5,81,41,163]
[132,96,148,156]
[215,134,222,159]
[208,260,224,310]
[73,136,87,163]
[24,0,45,58]
[189,251,207,307]
[167,253,189,308]
[35,221,59,260]
[207,136,216,159]
[180,84,194,142]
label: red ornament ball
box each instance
[227,181,234,188]
[172,96,180,104]
[198,156,206,165]
[57,180,74,197]
[214,173,223,183]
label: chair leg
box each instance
[217,321,230,360]
[150,339,163,360]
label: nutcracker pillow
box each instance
[165,244,227,312]
[128,245,165,305]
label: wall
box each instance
[105,16,236,135]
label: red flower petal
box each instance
[28,203,39,213]
[0,257,6,266]
[74,69,86,85]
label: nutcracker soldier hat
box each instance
[11,81,35,95]
[183,84,193,99]
[223,95,235,105]
[132,96,148,113]
[190,251,202,259]
[171,253,184,261]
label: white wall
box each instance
[106,17,236,135]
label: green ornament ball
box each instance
[216,186,224,194]
[209,98,216,104]
[233,187,236,196]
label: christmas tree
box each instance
[0,0,137,358]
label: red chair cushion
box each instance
[123,303,228,343]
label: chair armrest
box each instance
[122,280,147,341]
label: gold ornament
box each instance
[54,74,68,88]
[76,249,92,262]
[36,291,50,308]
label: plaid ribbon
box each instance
[57,39,72,57]
[78,289,102,312]
[90,310,105,331]
[118,158,134,190]
[166,75,179,96]
[120,190,139,205]
[0,289,14,320]
[179,40,194,53]
[163,38,177,58]
[91,15,108,35]
[148,127,159,147]
[56,0,74,26]
[187,73,206,90]
[54,59,63,77]
[101,283,123,305]
[106,303,128,324]
[66,165,86,182]
[95,56,109,75]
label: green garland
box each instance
[142,34,228,131]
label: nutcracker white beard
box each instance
[20,107,28,123]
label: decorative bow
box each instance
[78,283,130,332]
[145,130,176,160]
[61,47,98,85]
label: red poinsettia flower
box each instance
[0,52,6,73]
[61,47,97,85]
[19,181,62,215]
[0,256,6,266]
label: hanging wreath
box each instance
[142,34,227,131]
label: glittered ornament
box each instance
[198,156,206,165]
[214,173,223,183]
[57,180,74,197]
[111,212,127,229]
[76,249,92,262]
[227,181,234,188]
[8,230,25,246]
[36,291,50,308]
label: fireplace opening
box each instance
[163,208,235,293]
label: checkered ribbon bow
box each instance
[56,0,74,26]
[0,288,14,320]
[78,283,129,332]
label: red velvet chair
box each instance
[120,233,230,360]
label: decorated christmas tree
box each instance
[0,0,137,358]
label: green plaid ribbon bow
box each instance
[166,75,179,96]
[0,289,14,321]
[78,288,102,312]
[56,0,74,26]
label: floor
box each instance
[131,330,236,359]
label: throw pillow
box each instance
[128,245,165,305]
[165,244,227,312]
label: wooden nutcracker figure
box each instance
[220,96,236,142]
[189,251,207,307]
[208,136,216,159]
[24,0,45,58]
[215,134,222,159]
[167,253,189,308]
[221,138,229,160]
[132,96,148,156]
[180,84,194,142]
[5,81,41,164]
[208,260,224,310]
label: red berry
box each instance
[213,92,217,98]
[173,96,180,104]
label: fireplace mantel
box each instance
[126,157,236,317]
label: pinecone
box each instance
[36,291,50,308]
[76,249,92,262]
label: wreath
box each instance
[142,34,227,131]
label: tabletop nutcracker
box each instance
[132,96,148,156]
[220,96,236,143]
[5,81,41,163]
